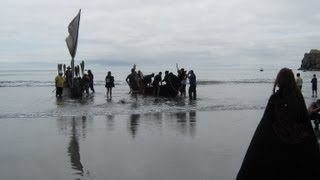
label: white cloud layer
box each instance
[1,0,320,69]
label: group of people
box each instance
[295,72,320,128]
[295,72,318,97]
[55,66,196,100]
[54,67,95,97]
[125,67,197,100]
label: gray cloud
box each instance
[1,0,320,69]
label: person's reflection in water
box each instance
[106,114,115,131]
[176,111,187,122]
[81,116,87,138]
[176,112,187,135]
[189,111,197,137]
[172,111,197,136]
[189,110,196,122]
[128,114,140,138]
[68,117,84,176]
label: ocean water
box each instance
[0,68,276,118]
[0,68,318,118]
[0,67,319,180]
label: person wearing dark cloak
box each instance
[236,68,320,180]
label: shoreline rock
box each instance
[299,49,320,71]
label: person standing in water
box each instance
[65,66,72,87]
[311,74,317,98]
[88,70,95,93]
[178,68,187,97]
[236,68,320,180]
[105,71,115,99]
[296,72,303,90]
[55,71,65,97]
[188,70,196,100]
[126,68,140,99]
[152,72,162,96]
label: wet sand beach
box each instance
[0,110,262,180]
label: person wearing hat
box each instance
[55,71,65,97]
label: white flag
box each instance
[66,9,81,58]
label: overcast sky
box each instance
[1,0,320,69]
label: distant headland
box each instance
[299,49,320,71]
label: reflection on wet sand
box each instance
[68,117,84,176]
[168,111,197,137]
[189,111,197,137]
[128,114,140,138]
[56,116,92,177]
[124,111,197,138]
[189,110,196,122]
[106,114,115,131]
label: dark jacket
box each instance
[105,75,114,88]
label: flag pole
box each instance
[71,57,75,88]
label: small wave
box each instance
[0,80,122,87]
[197,79,273,85]
[0,80,54,87]
[0,104,265,119]
[198,104,265,111]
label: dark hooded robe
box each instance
[236,90,320,180]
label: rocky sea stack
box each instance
[299,49,320,71]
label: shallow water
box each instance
[0,68,276,118]
[0,82,270,119]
